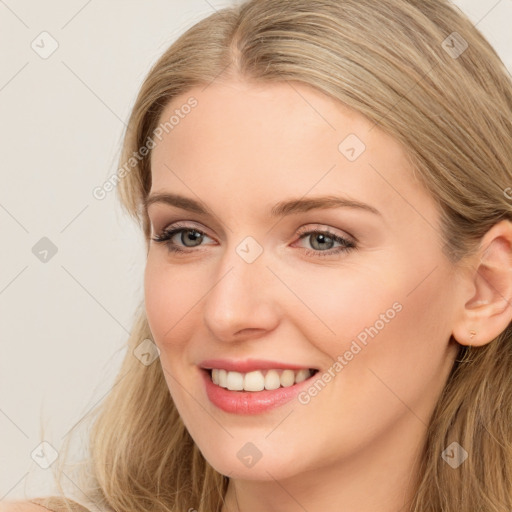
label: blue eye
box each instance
[151,223,357,258]
[295,229,356,258]
[152,225,212,253]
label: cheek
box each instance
[301,250,455,389]
[144,257,202,349]
[282,261,400,348]
[333,266,456,423]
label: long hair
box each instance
[40,1,512,510]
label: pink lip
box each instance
[199,358,316,373]
[200,367,319,415]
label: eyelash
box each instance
[151,222,357,258]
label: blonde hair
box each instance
[40,0,512,510]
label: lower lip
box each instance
[201,369,317,415]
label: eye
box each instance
[151,223,357,258]
[293,228,356,258]
[151,223,214,254]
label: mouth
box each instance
[203,367,320,392]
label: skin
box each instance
[144,79,512,512]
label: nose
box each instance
[202,248,281,342]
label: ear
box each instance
[451,219,512,347]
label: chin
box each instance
[199,443,307,481]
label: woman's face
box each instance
[144,79,462,481]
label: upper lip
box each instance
[199,358,318,373]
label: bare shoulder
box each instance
[0,501,49,512]
[0,497,93,512]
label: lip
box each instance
[200,366,319,415]
[199,358,317,373]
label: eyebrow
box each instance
[144,192,382,218]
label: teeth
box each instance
[226,370,244,390]
[295,368,310,383]
[210,368,315,392]
[264,369,281,390]
[280,369,295,387]
[244,371,265,391]
[218,369,227,388]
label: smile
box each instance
[201,367,321,414]
[208,368,319,392]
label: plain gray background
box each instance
[1,0,511,502]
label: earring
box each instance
[469,330,476,340]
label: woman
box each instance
[7,0,512,510]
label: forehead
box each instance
[152,79,373,159]
[148,79,431,223]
